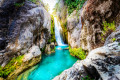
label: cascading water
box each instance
[54,17,66,46]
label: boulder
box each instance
[53,42,120,80]
[23,46,41,62]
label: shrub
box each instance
[69,47,86,60]
[0,55,24,78]
[64,0,86,15]
[103,21,115,34]
[101,21,116,41]
[82,76,93,80]
[29,0,38,3]
[112,38,116,42]
[14,2,24,7]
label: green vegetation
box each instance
[101,21,116,41]
[51,47,56,52]
[82,76,93,80]
[50,15,56,42]
[102,21,116,34]
[28,0,42,5]
[112,38,116,42]
[60,20,68,43]
[69,47,86,60]
[14,2,24,7]
[64,0,86,14]
[41,47,46,53]
[29,0,38,3]
[0,55,24,78]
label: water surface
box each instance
[18,46,77,80]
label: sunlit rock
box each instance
[80,0,120,51]
[53,42,120,80]
[23,46,41,62]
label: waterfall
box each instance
[54,17,66,46]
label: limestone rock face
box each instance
[80,0,120,51]
[105,26,120,45]
[67,0,120,51]
[0,0,51,66]
[53,42,120,80]
[67,11,82,48]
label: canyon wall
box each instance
[53,0,120,80]
[0,0,51,79]
[67,0,120,52]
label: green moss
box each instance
[64,0,86,15]
[69,47,86,60]
[0,55,24,78]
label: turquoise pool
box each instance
[18,46,77,80]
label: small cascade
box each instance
[54,17,66,46]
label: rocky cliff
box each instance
[53,0,120,80]
[67,0,120,51]
[0,0,51,79]
[53,27,120,80]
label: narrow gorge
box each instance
[0,0,120,80]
